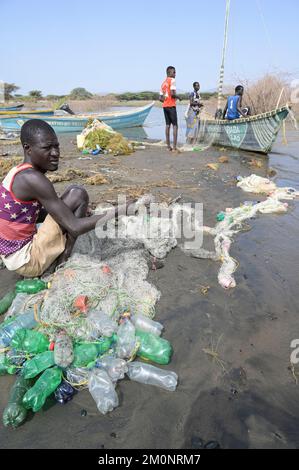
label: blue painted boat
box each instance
[0,104,24,112]
[0,102,154,133]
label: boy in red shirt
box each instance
[160,66,180,151]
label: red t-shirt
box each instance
[160,77,176,108]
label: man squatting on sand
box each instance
[0,119,148,277]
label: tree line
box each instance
[3,83,217,102]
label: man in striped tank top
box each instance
[0,119,141,277]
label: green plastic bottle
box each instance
[23,351,55,379]
[15,279,48,295]
[0,350,8,376]
[3,375,32,428]
[135,330,173,365]
[22,366,62,412]
[97,336,115,355]
[72,337,114,367]
[216,212,226,222]
[0,291,16,315]
[11,329,49,354]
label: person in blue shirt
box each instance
[223,85,250,120]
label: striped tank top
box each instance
[0,163,41,256]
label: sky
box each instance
[0,0,298,96]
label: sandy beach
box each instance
[0,131,299,449]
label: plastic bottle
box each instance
[96,356,128,383]
[54,380,76,404]
[22,366,62,412]
[6,293,29,318]
[131,314,163,337]
[0,290,16,315]
[135,330,172,365]
[11,328,49,354]
[127,362,178,391]
[3,375,32,428]
[23,351,55,379]
[116,320,136,359]
[15,279,48,294]
[72,343,98,367]
[72,336,114,368]
[0,340,8,375]
[87,310,118,338]
[54,332,74,368]
[66,367,89,387]
[0,311,37,347]
[6,348,27,367]
[216,212,226,222]
[88,369,119,414]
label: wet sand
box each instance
[0,133,299,449]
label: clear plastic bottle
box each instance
[0,311,37,347]
[131,314,163,337]
[54,332,74,368]
[88,369,119,414]
[116,320,136,359]
[96,356,128,383]
[127,362,178,391]
[87,310,118,338]
[6,293,29,319]
[66,367,89,387]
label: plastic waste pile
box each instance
[76,119,134,156]
[183,174,299,289]
[0,202,180,427]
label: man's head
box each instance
[193,82,200,92]
[235,85,244,96]
[20,119,60,172]
[166,66,176,78]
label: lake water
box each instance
[111,104,188,142]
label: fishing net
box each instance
[183,175,299,289]
[39,250,160,340]
[37,203,197,337]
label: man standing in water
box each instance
[160,66,180,151]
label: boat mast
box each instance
[217,0,231,114]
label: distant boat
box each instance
[0,104,24,112]
[0,102,154,133]
[197,106,290,154]
[0,108,54,116]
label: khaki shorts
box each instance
[16,215,66,278]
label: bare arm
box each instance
[222,101,228,119]
[237,96,247,117]
[13,171,131,238]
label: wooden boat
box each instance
[0,104,24,112]
[0,109,54,116]
[197,106,290,154]
[0,102,154,133]
[198,0,290,154]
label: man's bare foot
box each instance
[167,146,173,152]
